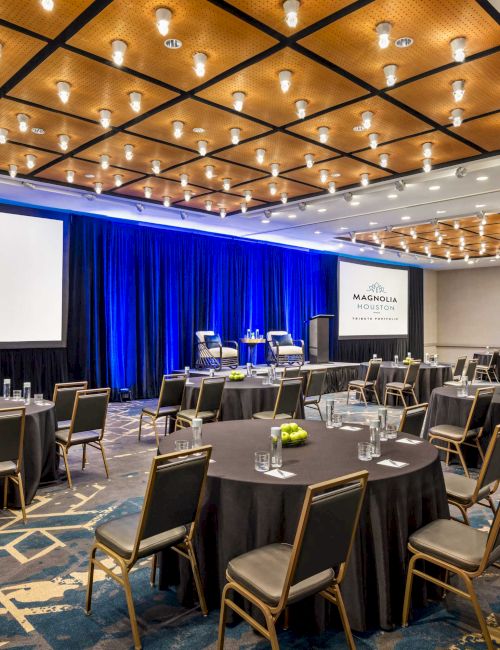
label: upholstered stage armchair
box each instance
[266,330,305,366]
[195,330,239,370]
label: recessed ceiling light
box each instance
[401,216,411,221]
[352,125,365,132]
[192,127,205,133]
[475,204,486,208]
[84,173,95,179]
[429,185,440,191]
[314,230,321,235]
[164,38,182,49]
[288,213,296,219]
[359,247,365,252]
[317,208,327,213]
[351,201,360,206]
[31,127,45,135]
[387,193,397,198]
[476,176,488,181]
[369,221,378,225]
[436,210,446,214]
[395,36,413,48]
[331,172,341,178]
[340,226,348,230]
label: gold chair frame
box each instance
[1,407,26,523]
[175,377,225,430]
[476,350,499,383]
[398,403,428,435]
[217,470,368,650]
[86,446,212,650]
[384,361,420,407]
[56,388,111,489]
[138,374,185,445]
[52,381,89,425]
[347,359,381,406]
[303,369,327,420]
[429,386,495,477]
[253,377,303,420]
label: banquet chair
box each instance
[347,359,381,406]
[476,350,499,382]
[303,369,327,420]
[86,446,212,650]
[52,381,88,430]
[266,330,304,366]
[217,470,368,650]
[428,386,495,477]
[138,375,186,445]
[175,377,225,429]
[399,403,428,438]
[444,424,499,525]
[283,367,302,378]
[445,358,477,386]
[55,388,111,489]
[384,361,421,407]
[195,330,239,370]
[0,407,26,523]
[452,356,467,380]
[402,497,500,649]
[253,378,303,420]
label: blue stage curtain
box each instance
[67,216,332,398]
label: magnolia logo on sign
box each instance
[353,281,398,314]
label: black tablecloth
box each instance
[359,361,453,404]
[0,398,58,506]
[183,377,304,420]
[158,419,448,632]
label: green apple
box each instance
[281,432,290,443]
[281,423,293,434]
[290,423,299,433]
[290,431,301,442]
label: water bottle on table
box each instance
[270,426,282,468]
[3,378,11,400]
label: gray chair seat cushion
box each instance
[177,409,216,421]
[56,429,100,445]
[56,419,72,431]
[348,380,374,388]
[444,473,491,504]
[142,405,180,417]
[95,512,187,559]
[429,424,479,441]
[227,543,334,606]
[253,412,292,420]
[409,518,500,572]
[0,460,16,477]
[386,382,412,390]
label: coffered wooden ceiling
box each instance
[0,0,497,221]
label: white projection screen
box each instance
[338,259,408,339]
[0,210,68,348]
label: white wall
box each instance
[423,269,438,356]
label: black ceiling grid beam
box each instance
[0,0,115,97]
[349,128,440,155]
[292,42,487,154]
[474,0,500,23]
[461,108,500,125]
[0,19,51,42]
[120,129,200,155]
[5,94,104,126]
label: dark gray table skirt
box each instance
[158,419,448,632]
[324,364,360,393]
[0,398,58,506]
[358,362,453,404]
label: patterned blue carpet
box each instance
[0,399,498,649]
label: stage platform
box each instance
[175,361,360,394]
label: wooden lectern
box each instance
[306,314,335,363]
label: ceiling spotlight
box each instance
[114,174,123,187]
[99,109,112,128]
[65,169,74,183]
[383,64,397,87]
[219,207,227,219]
[8,164,18,178]
[243,189,252,202]
[40,0,54,10]
[395,179,406,191]
[56,81,71,104]
[230,127,241,145]
[183,189,192,201]
[423,158,432,173]
[304,153,314,168]
[156,7,172,37]
[180,211,187,220]
[111,39,127,66]
[163,195,171,207]
[344,192,353,203]
[197,140,208,156]
[379,153,389,168]
[232,91,246,112]
[151,159,161,175]
[94,182,103,194]
[295,99,308,119]
[222,177,231,191]
[270,163,280,177]
[136,203,145,213]
[255,148,266,164]
[205,199,213,211]
[280,192,288,204]
[450,107,464,127]
[261,215,271,224]
[268,182,277,196]
[128,91,142,112]
[317,126,330,143]
[298,202,307,211]
[455,166,467,178]
[451,79,465,102]
[124,144,134,160]
[453,220,460,230]
[368,132,379,149]
[0,128,8,144]
[422,142,433,158]
[205,165,214,179]
[240,202,247,214]
[25,154,36,169]
[350,232,357,243]
[58,134,70,151]
[361,111,373,130]
[464,254,469,262]
[100,154,110,170]
[172,120,184,139]
[283,0,300,28]
[180,173,188,187]
[278,69,292,93]
[450,37,466,63]
[193,52,207,77]
[360,173,369,187]
[376,22,391,49]
[319,169,329,184]
[328,181,336,194]
[17,113,29,133]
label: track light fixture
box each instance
[180,173,188,187]
[100,154,110,170]
[56,81,71,104]
[197,140,207,156]
[204,165,214,179]
[183,189,192,201]
[280,192,288,204]
[379,153,389,168]
[368,133,379,149]
[360,173,369,187]
[124,144,134,160]
[317,126,329,143]
[17,113,29,133]
[304,153,314,168]
[328,181,336,194]
[450,37,466,62]
[232,91,245,112]
[144,186,152,199]
[451,79,465,102]
[255,148,266,164]
[270,163,280,177]
[243,190,252,202]
[172,120,184,139]
[361,111,373,130]
[0,128,8,144]
[450,107,464,127]
[295,99,308,119]
[230,127,241,145]
[219,207,227,218]
[65,169,74,183]
[278,69,292,93]
[163,196,171,207]
[283,0,300,28]
[383,64,397,86]
[455,166,467,178]
[111,39,127,66]
[99,109,112,129]
[268,182,277,196]
[128,91,142,112]
[222,178,231,191]
[58,134,70,151]
[25,154,37,169]
[113,174,123,187]
[94,182,103,194]
[151,159,161,175]
[376,22,391,49]
[193,52,207,78]
[240,202,247,214]
[156,8,172,37]
[205,199,213,211]
[8,164,18,178]
[319,169,329,184]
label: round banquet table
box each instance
[158,419,448,632]
[182,376,304,421]
[359,361,453,404]
[0,397,58,506]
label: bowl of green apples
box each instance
[228,370,245,381]
[280,422,309,446]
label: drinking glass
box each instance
[271,364,276,383]
[270,426,282,468]
[425,352,430,364]
[407,352,412,359]
[184,366,191,384]
[246,362,252,377]
[386,423,398,440]
[433,354,439,367]
[358,442,373,462]
[254,451,270,472]
[34,393,44,405]
[378,407,387,431]
[255,329,260,339]
[3,378,11,400]
[332,413,342,428]
[325,398,335,429]
[192,418,203,451]
[209,368,215,378]
[23,381,31,404]
[373,353,377,359]
[394,355,399,366]
[12,390,22,401]
[175,440,191,458]
[369,425,381,457]
[246,328,251,339]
